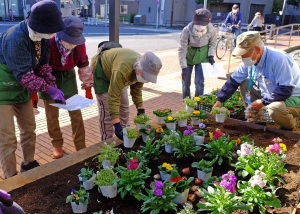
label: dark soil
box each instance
[9,120,300,214]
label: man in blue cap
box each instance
[0,0,65,179]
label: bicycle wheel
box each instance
[216,37,228,60]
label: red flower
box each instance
[171,177,184,183]
[229,110,233,113]
[238,103,241,106]
[214,131,223,139]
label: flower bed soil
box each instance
[9,120,300,214]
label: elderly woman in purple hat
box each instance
[0,0,65,179]
[38,16,93,159]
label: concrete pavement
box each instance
[0,32,299,180]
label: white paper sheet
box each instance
[49,94,97,111]
[201,63,227,78]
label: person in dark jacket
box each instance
[0,0,65,179]
[224,4,243,45]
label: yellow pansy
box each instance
[162,162,168,167]
[166,165,173,170]
[209,132,213,139]
[280,143,287,152]
[156,127,163,133]
[194,97,200,101]
[193,111,200,115]
[167,116,173,120]
[266,147,269,151]
[239,98,242,100]
[74,194,79,200]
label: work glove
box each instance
[222,23,225,27]
[208,56,215,65]
[113,122,123,140]
[31,93,38,109]
[46,86,66,104]
[85,88,93,100]
[182,67,188,81]
[137,109,145,116]
[0,189,13,207]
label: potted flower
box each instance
[238,172,281,214]
[141,180,180,213]
[134,113,150,130]
[203,131,235,171]
[210,107,230,123]
[164,116,177,131]
[193,123,206,145]
[113,158,151,201]
[153,109,170,125]
[191,157,217,181]
[197,181,248,213]
[94,168,118,198]
[158,162,177,180]
[93,142,121,169]
[173,129,201,165]
[123,127,139,148]
[92,209,114,214]
[139,125,155,143]
[190,110,206,125]
[170,169,194,205]
[161,130,179,153]
[174,109,190,127]
[140,139,162,169]
[184,97,197,113]
[66,185,90,213]
[78,163,97,191]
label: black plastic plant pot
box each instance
[147,160,159,170]
[212,157,229,172]
[174,156,190,165]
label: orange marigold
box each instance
[237,138,241,144]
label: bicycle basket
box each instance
[219,27,232,33]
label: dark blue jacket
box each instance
[224,11,243,32]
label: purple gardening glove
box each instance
[182,67,188,81]
[46,86,66,104]
[0,189,13,208]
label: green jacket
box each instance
[0,63,31,105]
[96,48,143,119]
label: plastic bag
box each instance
[245,102,266,123]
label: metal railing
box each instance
[223,23,300,73]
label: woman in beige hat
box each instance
[248,12,265,32]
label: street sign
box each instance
[156,0,159,5]
[69,4,72,8]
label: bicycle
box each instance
[215,24,237,60]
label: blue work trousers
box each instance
[182,63,204,100]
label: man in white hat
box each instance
[214,31,300,130]
[91,45,162,140]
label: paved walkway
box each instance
[1,34,300,180]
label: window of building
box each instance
[0,0,5,17]
[148,7,151,13]
[11,0,19,16]
[120,5,128,15]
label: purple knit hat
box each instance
[28,0,65,34]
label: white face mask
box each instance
[193,25,207,38]
[28,25,55,41]
[232,9,238,14]
[136,74,149,83]
[242,50,258,67]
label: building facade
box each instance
[137,0,274,27]
[0,0,60,19]
[94,0,139,18]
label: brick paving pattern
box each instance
[1,35,299,180]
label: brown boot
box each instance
[53,146,63,159]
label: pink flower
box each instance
[159,110,164,113]
[146,128,152,131]
[233,106,238,109]
[209,103,212,105]
[214,131,223,139]
[272,137,283,143]
[167,108,171,111]
[268,143,280,154]
[233,153,238,158]
[212,181,220,184]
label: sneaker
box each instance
[20,160,40,173]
